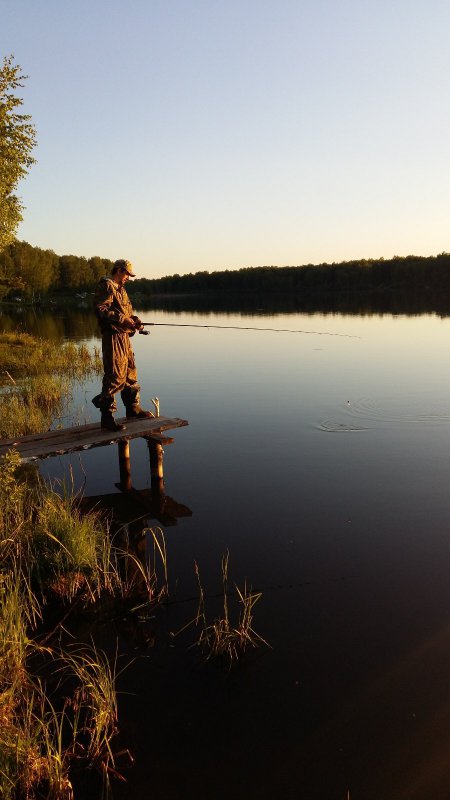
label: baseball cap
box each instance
[114,259,135,277]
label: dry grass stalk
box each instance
[194,552,269,666]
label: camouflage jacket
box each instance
[94,277,136,334]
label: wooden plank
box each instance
[0,416,188,461]
[0,415,185,448]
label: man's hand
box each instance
[131,315,144,331]
[124,315,143,332]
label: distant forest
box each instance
[130,253,450,297]
[0,240,114,297]
[1,240,450,301]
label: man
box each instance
[92,259,153,431]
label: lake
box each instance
[5,301,450,799]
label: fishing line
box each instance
[140,322,360,339]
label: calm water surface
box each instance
[9,304,450,799]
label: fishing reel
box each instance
[138,329,150,335]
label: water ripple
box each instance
[317,396,450,432]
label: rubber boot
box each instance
[101,410,126,432]
[126,404,154,419]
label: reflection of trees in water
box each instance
[2,289,450,340]
[0,307,100,339]
[132,289,450,318]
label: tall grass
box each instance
[0,333,101,380]
[64,645,119,769]
[0,454,130,798]
[0,332,102,439]
[33,492,110,601]
[144,525,169,602]
[0,635,119,798]
[0,377,70,438]
[194,552,269,666]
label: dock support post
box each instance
[118,440,132,491]
[147,439,164,496]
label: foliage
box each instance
[3,236,450,302]
[0,240,113,298]
[0,55,37,251]
[128,252,450,298]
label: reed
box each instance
[194,552,269,665]
[0,332,102,439]
[64,644,118,770]
[144,525,169,602]
[2,686,75,800]
[0,567,67,800]
[0,561,120,797]
[0,567,38,698]
[0,377,69,438]
[0,332,101,381]
[0,449,31,562]
[0,641,118,799]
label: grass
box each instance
[143,525,169,602]
[0,333,102,381]
[193,552,269,666]
[0,377,70,438]
[33,491,112,601]
[64,644,119,769]
[0,489,121,798]
[0,332,102,438]
[0,635,119,798]
[0,449,169,798]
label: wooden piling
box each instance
[118,439,132,491]
[147,438,164,495]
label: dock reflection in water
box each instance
[81,435,192,529]
[79,439,192,654]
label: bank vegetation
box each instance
[0,332,146,798]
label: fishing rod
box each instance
[138,322,359,339]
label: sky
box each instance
[2,0,450,279]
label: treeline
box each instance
[129,253,450,296]
[0,240,113,298]
[2,241,450,300]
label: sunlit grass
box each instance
[0,332,102,438]
[31,488,114,602]
[0,377,69,438]
[0,567,39,697]
[193,552,269,666]
[0,454,136,798]
[64,644,119,769]
[0,332,101,380]
[144,525,169,602]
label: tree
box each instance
[0,55,37,251]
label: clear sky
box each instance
[2,0,450,279]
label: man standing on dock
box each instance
[92,259,153,431]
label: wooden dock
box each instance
[0,415,190,524]
[0,415,188,461]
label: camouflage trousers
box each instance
[93,331,141,412]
